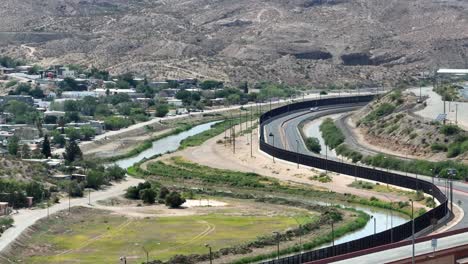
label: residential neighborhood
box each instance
[0,59,291,158]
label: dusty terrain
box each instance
[142,122,424,205]
[3,1,468,85]
[351,90,468,162]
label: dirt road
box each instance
[0,176,144,255]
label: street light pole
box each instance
[205,244,213,264]
[269,133,275,163]
[373,217,376,235]
[142,247,149,263]
[411,199,415,264]
[273,231,280,260]
[296,139,300,169]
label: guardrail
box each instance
[259,95,449,264]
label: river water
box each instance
[114,121,220,169]
[113,119,408,251]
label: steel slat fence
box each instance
[258,95,449,264]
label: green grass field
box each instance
[16,207,314,263]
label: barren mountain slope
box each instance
[2,0,468,85]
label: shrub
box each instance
[319,118,345,149]
[86,170,106,189]
[431,143,447,153]
[362,103,396,123]
[141,189,157,204]
[441,125,460,136]
[305,137,321,153]
[447,143,461,158]
[105,165,126,181]
[165,191,186,208]
[0,217,13,228]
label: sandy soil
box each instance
[91,198,229,218]
[82,127,172,158]
[142,122,420,205]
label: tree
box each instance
[165,191,186,208]
[7,136,19,156]
[86,170,106,189]
[44,115,58,124]
[106,165,126,181]
[68,181,84,197]
[155,104,169,117]
[240,82,248,94]
[59,77,80,91]
[200,80,223,90]
[63,140,82,163]
[140,189,157,204]
[80,126,96,140]
[125,186,140,199]
[305,137,321,154]
[51,130,66,147]
[65,127,82,141]
[159,186,169,200]
[41,135,52,158]
[64,111,80,123]
[29,86,45,98]
[21,144,31,158]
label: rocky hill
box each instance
[2,0,468,86]
[354,90,468,162]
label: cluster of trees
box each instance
[125,181,186,208]
[0,179,50,208]
[1,100,40,124]
[85,165,126,189]
[305,137,321,153]
[56,165,126,197]
[8,83,45,98]
[0,56,23,68]
[49,94,148,129]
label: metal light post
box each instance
[296,139,300,169]
[269,132,275,163]
[384,156,389,189]
[88,189,91,205]
[273,231,280,260]
[205,244,213,264]
[410,199,415,264]
[331,221,335,256]
[373,217,376,235]
[325,146,328,175]
[142,246,149,263]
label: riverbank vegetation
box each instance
[319,118,345,149]
[305,137,322,153]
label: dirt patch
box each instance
[143,121,420,205]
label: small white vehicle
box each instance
[310,107,319,112]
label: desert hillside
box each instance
[1,0,468,85]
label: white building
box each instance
[94,88,136,96]
[167,98,183,107]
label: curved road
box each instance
[264,103,468,231]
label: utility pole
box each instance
[325,146,328,174]
[296,140,300,169]
[456,104,458,125]
[373,217,376,235]
[269,133,275,163]
[273,232,280,260]
[224,117,227,147]
[205,244,213,264]
[411,199,415,264]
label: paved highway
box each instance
[335,113,468,230]
[264,102,468,231]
